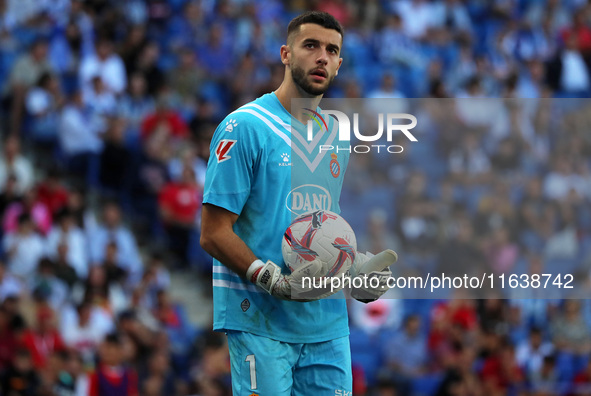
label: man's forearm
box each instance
[200,228,258,278]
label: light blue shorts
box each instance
[226,331,353,396]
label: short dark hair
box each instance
[287,11,344,44]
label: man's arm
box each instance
[200,203,257,277]
[200,203,329,300]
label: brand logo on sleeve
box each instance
[225,119,238,132]
[279,153,291,166]
[215,139,236,163]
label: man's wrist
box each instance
[246,259,265,283]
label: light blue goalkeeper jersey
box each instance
[203,92,350,343]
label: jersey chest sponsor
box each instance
[286,184,332,215]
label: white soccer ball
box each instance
[282,210,357,278]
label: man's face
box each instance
[286,23,342,96]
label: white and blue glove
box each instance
[349,250,398,303]
[247,259,345,301]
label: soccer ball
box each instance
[282,210,357,278]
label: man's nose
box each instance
[316,49,328,65]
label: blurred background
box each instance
[0,0,591,395]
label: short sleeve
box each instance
[203,115,260,215]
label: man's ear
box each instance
[280,44,291,66]
[335,57,343,76]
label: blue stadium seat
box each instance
[349,327,384,386]
[412,373,444,396]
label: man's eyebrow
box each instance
[301,38,341,52]
[327,43,340,52]
[302,38,320,45]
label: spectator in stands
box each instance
[30,257,68,311]
[88,201,142,285]
[131,132,170,237]
[158,165,201,268]
[196,23,234,81]
[0,136,34,195]
[2,213,45,280]
[393,0,437,40]
[101,241,128,286]
[139,350,176,396]
[83,75,118,116]
[20,303,66,370]
[79,36,127,96]
[52,350,89,396]
[88,333,139,396]
[0,259,23,303]
[0,349,41,395]
[358,209,401,257]
[130,41,164,96]
[48,20,85,83]
[3,186,52,235]
[187,331,230,395]
[448,133,492,186]
[119,25,148,73]
[169,47,205,108]
[61,301,106,366]
[546,34,591,96]
[58,90,104,186]
[530,354,559,395]
[525,0,570,34]
[153,289,196,376]
[395,171,439,255]
[480,337,526,396]
[140,94,189,143]
[36,167,69,217]
[572,358,591,396]
[0,305,17,373]
[25,72,63,146]
[483,226,520,274]
[77,264,127,323]
[383,314,427,392]
[551,300,591,356]
[516,327,554,379]
[0,174,22,220]
[543,155,588,201]
[436,346,482,396]
[52,242,79,293]
[118,72,154,148]
[99,117,133,199]
[45,207,88,279]
[5,38,53,135]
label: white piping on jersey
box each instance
[243,103,327,155]
[233,107,337,173]
[212,279,262,292]
[213,265,241,275]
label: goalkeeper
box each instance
[200,11,397,396]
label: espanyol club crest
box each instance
[329,153,340,178]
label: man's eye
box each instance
[305,43,315,48]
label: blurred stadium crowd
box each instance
[0,0,591,395]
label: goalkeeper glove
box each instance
[247,259,345,301]
[349,249,398,303]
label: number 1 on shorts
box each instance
[245,354,257,389]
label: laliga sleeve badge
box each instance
[329,153,340,178]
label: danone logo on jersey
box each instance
[304,109,418,154]
[286,184,332,215]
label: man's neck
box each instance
[274,80,323,124]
